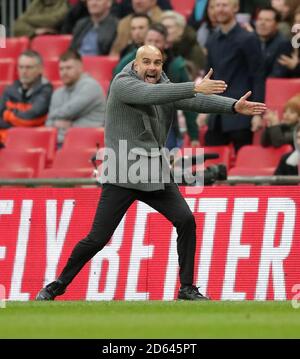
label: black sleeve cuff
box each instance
[232,101,238,113]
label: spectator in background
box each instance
[196,0,218,49]
[261,94,300,148]
[110,0,163,56]
[0,50,53,146]
[274,124,300,175]
[46,50,105,146]
[61,0,89,34]
[204,0,265,152]
[271,0,299,39]
[13,0,69,37]
[111,0,172,19]
[161,11,206,78]
[71,0,118,56]
[188,0,270,31]
[254,7,290,78]
[114,24,201,147]
[272,7,300,77]
[120,14,151,58]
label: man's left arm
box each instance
[174,91,266,117]
[174,93,236,114]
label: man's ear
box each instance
[133,61,137,71]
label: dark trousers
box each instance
[205,119,253,152]
[58,183,196,287]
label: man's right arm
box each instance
[112,73,196,105]
[112,70,227,105]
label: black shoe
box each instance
[178,285,210,301]
[35,280,66,301]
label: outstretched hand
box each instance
[194,68,228,95]
[234,91,267,116]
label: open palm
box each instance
[234,91,267,116]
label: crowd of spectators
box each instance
[1,0,300,174]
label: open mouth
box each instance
[145,74,157,83]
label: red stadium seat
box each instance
[0,37,29,60]
[228,167,276,176]
[228,144,292,176]
[39,168,93,178]
[265,78,300,117]
[203,146,232,169]
[0,59,16,82]
[31,35,72,59]
[82,56,119,94]
[5,127,57,165]
[62,127,105,151]
[0,149,46,178]
[39,149,95,178]
[171,0,195,18]
[43,58,60,82]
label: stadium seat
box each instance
[31,35,72,59]
[39,149,95,178]
[203,146,232,169]
[228,144,292,176]
[0,149,46,178]
[62,127,105,151]
[5,127,57,166]
[265,78,300,116]
[171,0,195,18]
[43,58,60,82]
[174,144,232,174]
[0,37,29,60]
[0,59,16,82]
[82,56,119,94]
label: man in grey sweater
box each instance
[37,45,266,301]
[46,50,106,145]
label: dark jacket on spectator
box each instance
[274,151,298,175]
[274,124,300,175]
[257,31,291,78]
[0,77,52,143]
[271,43,300,78]
[60,0,89,34]
[206,23,264,132]
[71,14,118,55]
[261,123,296,148]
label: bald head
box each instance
[134,45,163,84]
[136,45,162,61]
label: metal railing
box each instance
[1,0,31,36]
[0,176,299,188]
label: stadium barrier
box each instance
[0,176,300,187]
[1,185,300,301]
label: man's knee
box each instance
[177,212,196,230]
